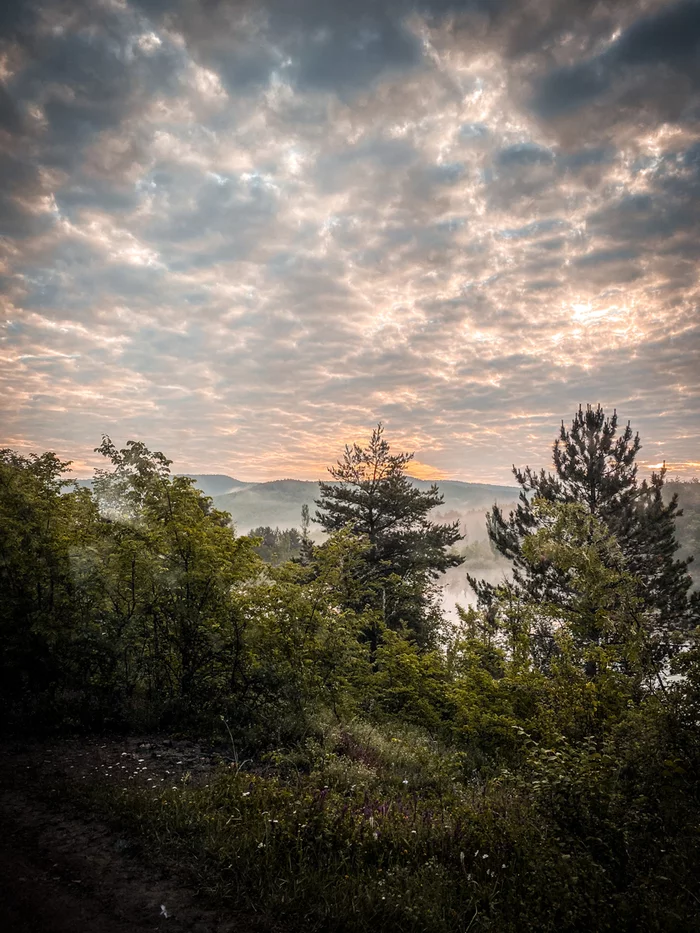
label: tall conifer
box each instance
[482,405,698,646]
[315,424,462,649]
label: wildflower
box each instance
[258,842,265,848]
[402,779,408,785]
[242,791,251,797]
[160,905,169,918]
[482,853,488,859]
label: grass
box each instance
[75,718,630,933]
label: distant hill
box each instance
[70,473,700,580]
[407,478,521,510]
[211,479,322,533]
[177,474,249,498]
[191,476,521,536]
[74,472,519,537]
[69,473,700,603]
[72,474,248,498]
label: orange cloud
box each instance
[407,460,450,481]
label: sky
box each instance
[1,0,699,483]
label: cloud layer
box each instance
[1,0,699,480]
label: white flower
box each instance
[160,905,168,918]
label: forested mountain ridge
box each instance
[178,474,250,497]
[179,475,700,585]
[185,475,521,533]
[76,473,522,534]
[74,473,700,580]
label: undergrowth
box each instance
[75,716,698,933]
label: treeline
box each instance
[1,407,700,931]
[250,525,305,565]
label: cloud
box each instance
[532,0,700,125]
[0,0,698,484]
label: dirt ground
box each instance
[0,738,271,933]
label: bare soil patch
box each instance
[0,737,271,933]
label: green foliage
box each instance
[373,630,452,731]
[0,448,103,724]
[315,423,463,648]
[0,438,377,737]
[484,405,698,643]
[2,421,700,931]
[94,700,700,932]
[240,529,375,742]
[520,500,654,676]
[249,525,303,564]
[461,502,661,747]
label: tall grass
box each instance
[88,719,648,933]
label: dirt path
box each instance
[0,739,269,933]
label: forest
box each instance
[1,405,699,933]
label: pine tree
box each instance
[299,503,314,565]
[315,424,463,649]
[481,404,698,648]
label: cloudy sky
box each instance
[1,0,699,482]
